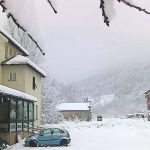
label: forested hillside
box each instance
[42,64,150,123]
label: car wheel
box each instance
[29,140,37,147]
[60,139,68,146]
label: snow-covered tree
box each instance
[4,19,43,63]
[41,75,65,124]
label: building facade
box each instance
[57,103,91,121]
[145,90,150,121]
[0,28,45,145]
[145,90,150,111]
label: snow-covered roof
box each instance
[2,55,46,77]
[0,27,29,56]
[0,85,37,101]
[145,90,150,95]
[57,103,90,111]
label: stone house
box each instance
[0,27,46,145]
[57,103,91,121]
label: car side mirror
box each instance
[51,130,54,134]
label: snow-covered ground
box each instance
[7,118,150,150]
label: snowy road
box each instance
[7,118,150,150]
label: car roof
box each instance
[41,127,63,130]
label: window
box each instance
[42,129,52,136]
[9,73,16,81]
[53,128,61,135]
[10,99,16,120]
[36,105,38,120]
[17,123,22,131]
[29,122,33,132]
[17,101,23,120]
[10,123,16,132]
[32,77,37,89]
[0,97,9,121]
[29,103,34,120]
[24,102,28,120]
[23,123,28,131]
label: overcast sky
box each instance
[1,0,150,83]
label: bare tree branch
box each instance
[47,0,57,14]
[118,0,150,15]
[7,13,26,32]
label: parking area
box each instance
[7,118,150,150]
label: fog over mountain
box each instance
[59,63,150,117]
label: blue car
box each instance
[25,128,71,147]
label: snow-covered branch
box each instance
[7,13,26,32]
[100,0,150,26]
[0,0,57,55]
[1,0,150,56]
[100,0,109,26]
[118,0,150,14]
[0,0,45,55]
[0,0,6,12]
[7,12,45,55]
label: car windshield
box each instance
[38,128,48,134]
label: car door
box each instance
[38,128,53,146]
[50,128,62,145]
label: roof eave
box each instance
[145,90,150,95]
[59,110,89,112]
[0,92,36,102]
[1,63,46,77]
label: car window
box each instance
[53,128,61,135]
[60,130,65,134]
[43,129,52,136]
